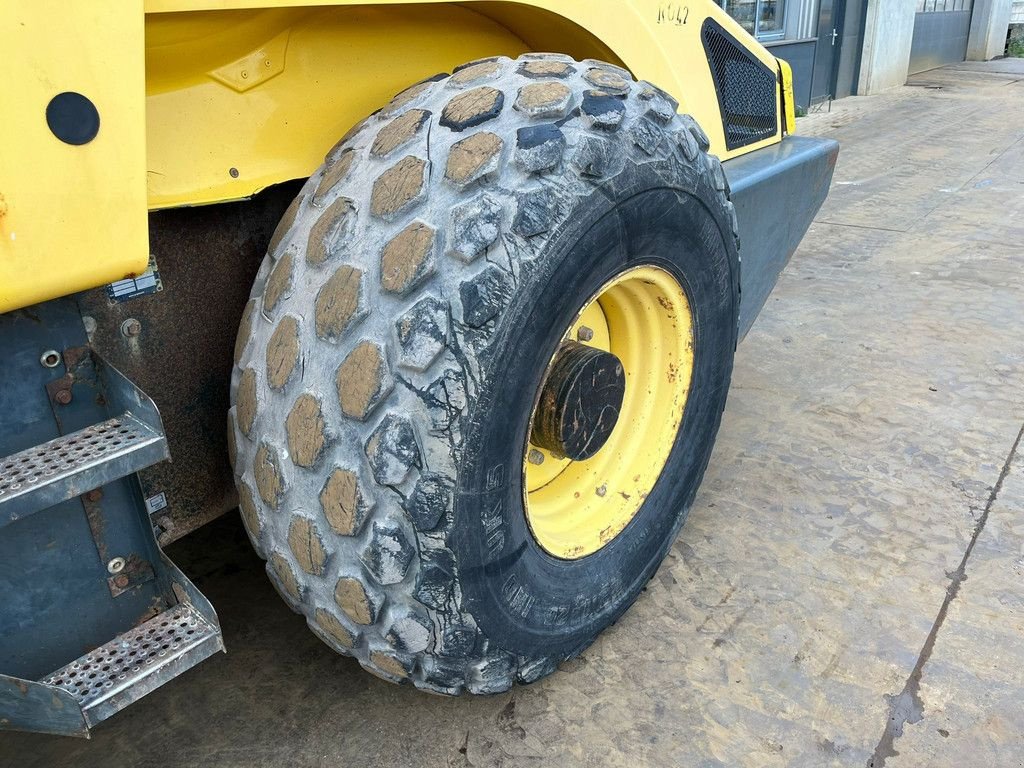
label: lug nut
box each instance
[576,326,594,342]
[54,389,72,405]
[107,557,126,574]
[528,449,545,465]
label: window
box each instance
[916,0,973,10]
[719,0,788,40]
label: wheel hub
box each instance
[530,341,626,461]
[523,265,696,560]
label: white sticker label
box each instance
[145,492,168,514]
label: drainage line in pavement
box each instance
[866,420,1024,768]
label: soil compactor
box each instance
[0,0,837,736]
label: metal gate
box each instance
[909,0,974,75]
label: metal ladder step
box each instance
[40,602,222,727]
[0,413,168,527]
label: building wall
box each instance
[967,0,1013,58]
[719,0,824,110]
[858,0,918,94]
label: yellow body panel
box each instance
[0,2,149,314]
[144,0,782,209]
[2,0,783,312]
[779,57,797,133]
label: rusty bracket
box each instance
[83,489,156,598]
[107,554,156,598]
[44,346,98,418]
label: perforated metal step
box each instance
[0,413,167,527]
[40,602,222,727]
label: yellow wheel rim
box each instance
[523,265,695,560]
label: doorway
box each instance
[909,1,974,75]
[810,0,844,103]
[809,0,866,103]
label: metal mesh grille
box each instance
[0,416,151,499]
[42,603,216,708]
[702,20,778,150]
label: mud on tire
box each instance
[230,53,739,694]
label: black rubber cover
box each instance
[46,92,100,146]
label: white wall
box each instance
[857,0,918,94]
[968,0,1013,59]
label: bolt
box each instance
[107,557,126,574]
[240,70,248,79]
[229,167,240,178]
[40,349,60,368]
[576,326,594,342]
[113,574,129,589]
[120,318,142,338]
[54,389,72,405]
[528,449,545,465]
[84,489,102,503]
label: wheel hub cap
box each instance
[530,341,626,462]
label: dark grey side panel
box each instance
[724,135,840,339]
[767,39,817,110]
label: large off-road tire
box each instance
[229,53,739,694]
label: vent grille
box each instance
[702,20,778,150]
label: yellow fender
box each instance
[145,0,781,208]
[0,0,781,313]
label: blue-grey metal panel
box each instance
[724,135,840,339]
[767,39,818,109]
[909,10,973,75]
[0,302,169,680]
[0,675,87,737]
[0,299,225,737]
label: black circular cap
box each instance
[531,341,626,462]
[46,92,100,146]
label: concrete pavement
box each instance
[2,59,1023,768]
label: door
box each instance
[909,0,974,75]
[810,0,845,103]
[833,0,865,99]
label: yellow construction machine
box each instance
[0,0,836,736]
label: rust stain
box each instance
[83,495,109,564]
[134,594,165,626]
